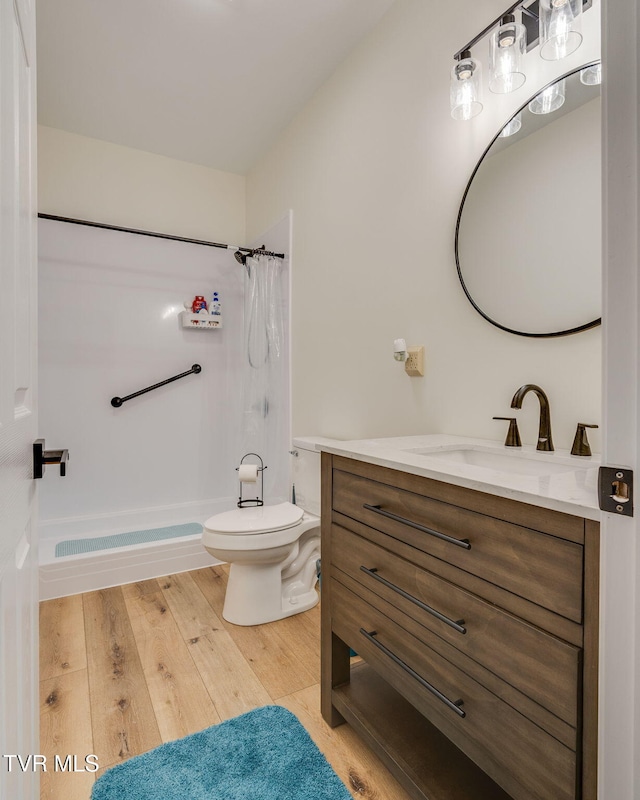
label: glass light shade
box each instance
[528,79,566,114]
[489,20,526,94]
[580,63,602,85]
[539,0,583,61]
[499,113,522,138]
[450,55,483,120]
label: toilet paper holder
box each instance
[237,453,267,508]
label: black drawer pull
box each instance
[360,628,466,718]
[363,504,471,550]
[360,567,467,635]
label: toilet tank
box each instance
[291,437,339,517]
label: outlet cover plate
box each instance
[405,346,424,377]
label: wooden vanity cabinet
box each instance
[321,453,599,800]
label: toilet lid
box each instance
[204,502,304,535]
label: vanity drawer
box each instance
[331,580,577,800]
[332,469,584,622]
[331,524,580,727]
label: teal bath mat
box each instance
[54,522,203,557]
[91,705,352,800]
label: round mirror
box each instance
[455,63,601,338]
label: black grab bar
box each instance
[111,364,202,408]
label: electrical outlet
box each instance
[405,346,424,377]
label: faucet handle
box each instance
[493,417,522,448]
[571,423,598,457]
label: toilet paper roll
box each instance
[238,464,259,483]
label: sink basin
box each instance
[405,447,590,477]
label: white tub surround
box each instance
[37,213,292,598]
[320,434,600,520]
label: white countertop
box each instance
[319,434,601,521]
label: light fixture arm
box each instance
[520,5,539,21]
[454,0,590,59]
[453,0,529,60]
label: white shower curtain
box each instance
[240,253,287,504]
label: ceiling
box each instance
[36,0,396,175]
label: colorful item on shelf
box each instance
[191,295,207,313]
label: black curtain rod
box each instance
[37,213,285,259]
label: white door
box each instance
[0,0,39,798]
[600,0,640,798]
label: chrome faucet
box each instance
[510,384,554,452]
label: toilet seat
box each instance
[204,502,304,536]
[203,511,319,554]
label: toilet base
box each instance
[222,525,320,626]
[222,572,319,626]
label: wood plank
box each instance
[189,564,321,679]
[279,683,414,800]
[154,571,218,641]
[39,670,95,800]
[186,566,228,616]
[273,604,321,683]
[122,582,221,742]
[159,571,272,719]
[83,587,162,769]
[191,566,317,699]
[39,595,87,681]
[121,578,162,599]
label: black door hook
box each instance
[33,439,69,478]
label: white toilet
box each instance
[202,437,329,626]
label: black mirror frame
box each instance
[454,61,602,339]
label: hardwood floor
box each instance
[39,565,413,800]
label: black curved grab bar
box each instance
[360,567,467,634]
[359,629,466,718]
[111,364,202,408]
[363,504,471,550]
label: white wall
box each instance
[246,0,602,454]
[38,126,246,245]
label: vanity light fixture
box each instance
[499,112,522,137]
[580,62,601,85]
[452,0,592,121]
[450,50,483,121]
[528,78,565,114]
[489,14,526,94]
[539,0,583,61]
